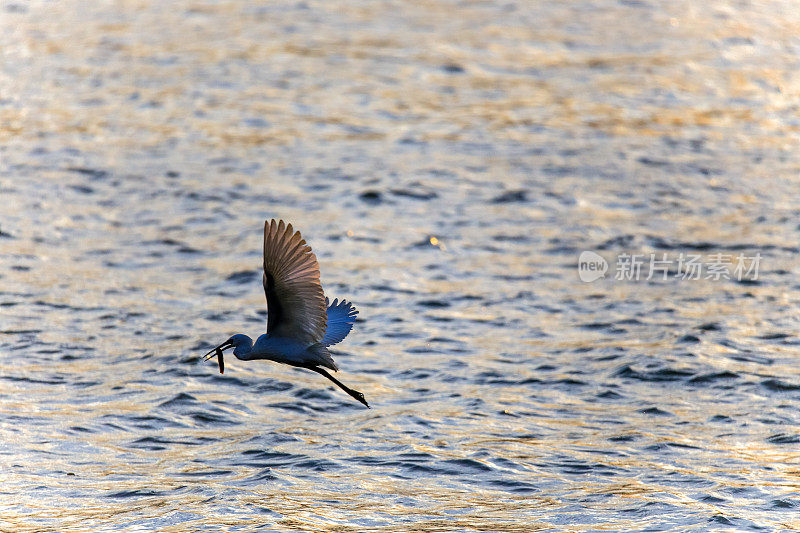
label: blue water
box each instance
[2,0,799,530]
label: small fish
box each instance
[216,347,224,374]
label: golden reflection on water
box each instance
[1,1,798,152]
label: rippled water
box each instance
[2,0,800,530]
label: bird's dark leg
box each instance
[307,366,370,408]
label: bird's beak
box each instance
[203,340,232,359]
[203,340,232,374]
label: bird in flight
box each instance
[203,219,369,408]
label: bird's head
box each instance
[202,334,253,373]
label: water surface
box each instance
[2,0,800,530]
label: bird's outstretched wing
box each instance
[263,220,327,344]
[322,298,358,347]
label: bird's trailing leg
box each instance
[307,366,370,408]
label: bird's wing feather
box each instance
[263,220,327,343]
[322,298,358,347]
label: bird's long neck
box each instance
[233,336,254,360]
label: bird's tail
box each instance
[307,343,338,371]
[322,298,358,347]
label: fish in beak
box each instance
[203,339,232,374]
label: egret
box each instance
[203,219,369,408]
